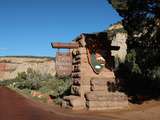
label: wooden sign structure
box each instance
[55,52,72,77]
[51,42,79,77]
[51,32,128,110]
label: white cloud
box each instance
[0,48,9,51]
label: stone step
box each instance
[86,100,128,110]
[85,91,108,101]
[85,91,128,101]
[91,85,107,91]
[62,96,86,110]
[90,78,116,91]
[91,78,115,86]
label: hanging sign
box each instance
[55,52,72,77]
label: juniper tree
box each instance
[107,0,160,97]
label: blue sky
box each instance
[0,0,121,57]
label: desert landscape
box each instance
[0,55,160,120]
[0,0,160,120]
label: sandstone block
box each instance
[85,91,108,101]
[86,100,128,110]
[63,96,85,110]
[86,101,107,110]
[91,85,107,91]
[71,85,81,96]
[91,78,114,86]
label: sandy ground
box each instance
[47,100,160,120]
[88,101,160,120]
[0,86,160,120]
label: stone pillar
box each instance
[62,47,128,110]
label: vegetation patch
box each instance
[0,68,71,105]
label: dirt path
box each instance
[1,86,160,120]
[0,87,114,120]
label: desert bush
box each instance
[38,76,71,104]
[0,68,72,104]
[13,68,42,90]
[0,79,14,86]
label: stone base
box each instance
[62,96,86,110]
[86,100,128,110]
[85,92,128,110]
[85,77,128,110]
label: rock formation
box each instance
[108,22,128,68]
[0,57,55,80]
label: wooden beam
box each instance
[51,42,79,49]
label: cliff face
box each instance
[0,57,55,80]
[107,23,128,67]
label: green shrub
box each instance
[0,79,21,86]
[0,68,72,104]
[46,77,71,98]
